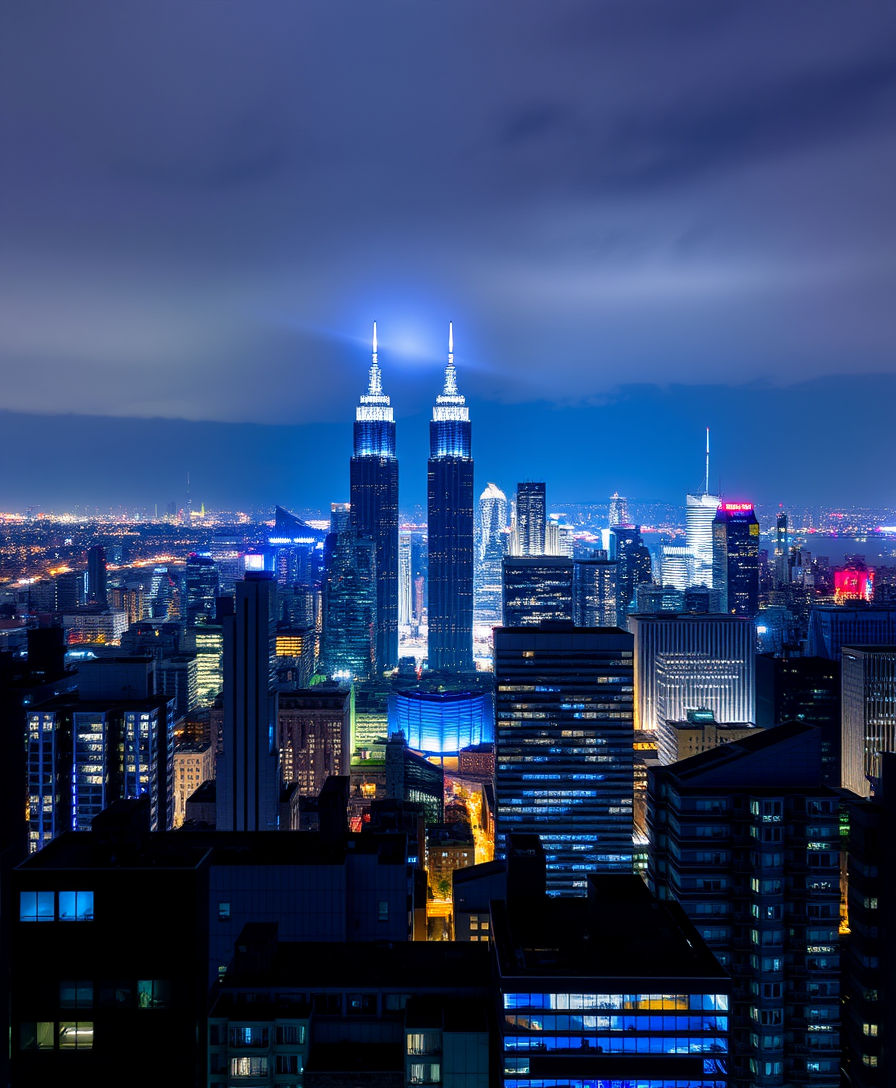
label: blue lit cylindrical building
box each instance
[387,690,494,755]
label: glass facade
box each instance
[500,991,729,1087]
[495,627,635,893]
[388,689,494,754]
[503,559,574,627]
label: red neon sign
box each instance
[721,503,754,512]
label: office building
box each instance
[712,502,760,616]
[320,529,377,680]
[755,652,841,787]
[388,689,494,755]
[685,429,719,588]
[173,741,214,827]
[774,512,790,586]
[494,624,634,894]
[657,708,763,766]
[209,528,244,595]
[86,544,108,608]
[493,848,731,1087]
[217,572,280,833]
[648,722,843,1088]
[502,557,573,627]
[631,613,755,733]
[661,544,693,590]
[385,733,444,825]
[808,605,896,660]
[573,554,618,628]
[349,323,399,673]
[841,752,896,1088]
[515,482,546,556]
[62,609,128,645]
[278,686,351,797]
[612,526,653,618]
[608,492,629,527]
[157,653,199,719]
[184,553,219,623]
[330,501,351,534]
[208,929,491,1088]
[427,324,474,671]
[26,657,175,848]
[474,482,508,627]
[841,645,896,796]
[9,801,417,1087]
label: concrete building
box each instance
[278,686,351,798]
[173,741,214,827]
[657,708,763,766]
[841,645,896,796]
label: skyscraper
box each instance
[350,323,399,673]
[515,482,546,556]
[321,529,377,680]
[218,571,280,832]
[612,526,653,619]
[712,502,760,616]
[494,623,635,894]
[502,557,574,626]
[474,482,507,626]
[427,323,473,671]
[573,554,618,627]
[630,613,755,733]
[608,492,628,527]
[184,552,219,623]
[86,543,108,607]
[841,644,896,796]
[685,428,719,588]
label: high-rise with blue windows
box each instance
[494,623,635,894]
[350,323,399,673]
[427,323,474,671]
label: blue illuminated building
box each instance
[493,839,731,1088]
[350,323,399,672]
[494,623,635,895]
[427,323,474,671]
[387,689,494,755]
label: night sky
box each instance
[2,3,894,514]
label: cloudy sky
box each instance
[1,2,894,513]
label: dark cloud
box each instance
[0,1,894,509]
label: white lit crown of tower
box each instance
[433,322,469,422]
[357,321,394,422]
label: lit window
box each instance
[20,891,55,922]
[137,980,170,1009]
[863,1023,879,1037]
[58,891,94,921]
[58,1022,94,1050]
[19,1022,54,1050]
[377,900,389,922]
[218,902,231,921]
[230,1057,268,1077]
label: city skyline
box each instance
[2,5,896,512]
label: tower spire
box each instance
[704,426,710,495]
[443,321,459,396]
[367,321,383,397]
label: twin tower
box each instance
[349,323,473,674]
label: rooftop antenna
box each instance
[704,427,710,495]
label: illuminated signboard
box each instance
[721,503,754,512]
[834,569,874,603]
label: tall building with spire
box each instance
[686,427,719,588]
[350,322,399,673]
[427,323,474,671]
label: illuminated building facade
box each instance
[184,553,219,623]
[573,555,618,628]
[27,671,175,850]
[475,482,508,626]
[494,854,731,1088]
[631,613,755,734]
[210,528,244,595]
[834,567,874,602]
[278,686,351,797]
[808,605,896,661]
[648,722,843,1088]
[712,503,760,616]
[173,741,213,827]
[321,529,377,681]
[157,653,199,719]
[494,624,635,895]
[349,323,399,673]
[218,572,280,832]
[62,610,128,645]
[427,324,474,671]
[657,709,763,766]
[502,557,574,627]
[608,492,628,527]
[841,645,896,796]
[515,482,546,557]
[388,689,494,755]
[612,526,653,619]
